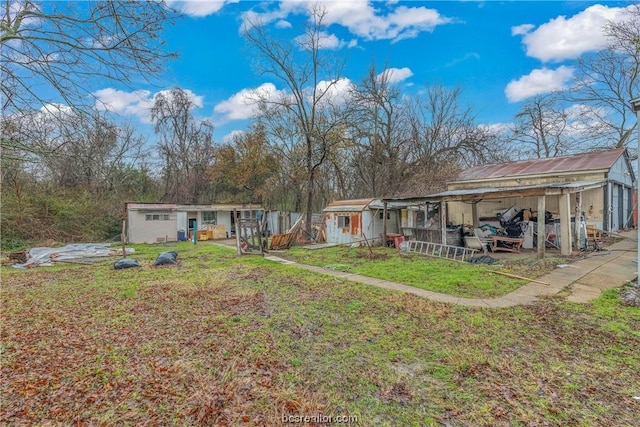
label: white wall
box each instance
[128,210,178,243]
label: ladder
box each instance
[406,240,477,262]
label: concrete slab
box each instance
[567,284,602,303]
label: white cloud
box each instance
[243,1,451,43]
[93,88,154,123]
[514,4,631,62]
[40,103,73,117]
[563,103,609,135]
[275,20,292,29]
[213,83,286,122]
[314,78,354,105]
[511,24,534,36]
[294,31,354,50]
[479,122,512,135]
[214,79,354,124]
[222,129,246,144]
[377,67,413,84]
[166,0,237,17]
[93,88,203,123]
[445,52,480,68]
[505,66,574,103]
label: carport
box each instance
[417,181,607,257]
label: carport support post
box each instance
[574,191,582,249]
[383,201,388,245]
[440,200,447,245]
[471,202,478,228]
[537,196,546,259]
[631,96,640,275]
[559,193,572,256]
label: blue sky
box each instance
[90,1,636,142]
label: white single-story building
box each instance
[126,202,263,244]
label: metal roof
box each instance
[127,203,177,210]
[323,198,377,212]
[454,148,626,182]
[425,180,606,200]
[126,202,262,211]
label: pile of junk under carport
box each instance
[445,205,561,255]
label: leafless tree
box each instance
[348,65,414,197]
[243,3,350,232]
[508,94,572,158]
[566,4,640,149]
[1,0,177,151]
[407,85,499,186]
[151,87,215,204]
[1,105,152,210]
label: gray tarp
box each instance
[13,243,134,268]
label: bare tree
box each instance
[243,3,349,232]
[1,0,177,150]
[567,4,640,148]
[348,65,413,197]
[408,85,498,168]
[3,108,147,191]
[151,87,215,204]
[509,94,571,158]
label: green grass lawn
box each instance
[2,242,638,425]
[283,246,552,298]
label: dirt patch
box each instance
[355,251,390,261]
[500,256,565,279]
[376,382,413,405]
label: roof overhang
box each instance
[127,202,262,212]
[418,180,606,202]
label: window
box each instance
[378,211,391,220]
[242,210,259,219]
[202,211,217,224]
[145,213,170,221]
[337,215,350,228]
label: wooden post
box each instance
[559,193,572,256]
[254,218,263,256]
[574,191,582,248]
[383,202,388,245]
[234,209,241,255]
[471,202,478,228]
[537,196,546,259]
[440,200,447,245]
[121,220,127,258]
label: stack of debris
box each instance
[269,216,303,250]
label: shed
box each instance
[392,148,635,256]
[126,202,263,244]
[323,198,402,245]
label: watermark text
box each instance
[282,414,358,424]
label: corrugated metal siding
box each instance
[325,212,365,244]
[608,156,634,185]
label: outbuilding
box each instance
[126,202,263,244]
[393,148,636,256]
[323,198,404,246]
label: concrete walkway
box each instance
[264,238,638,307]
